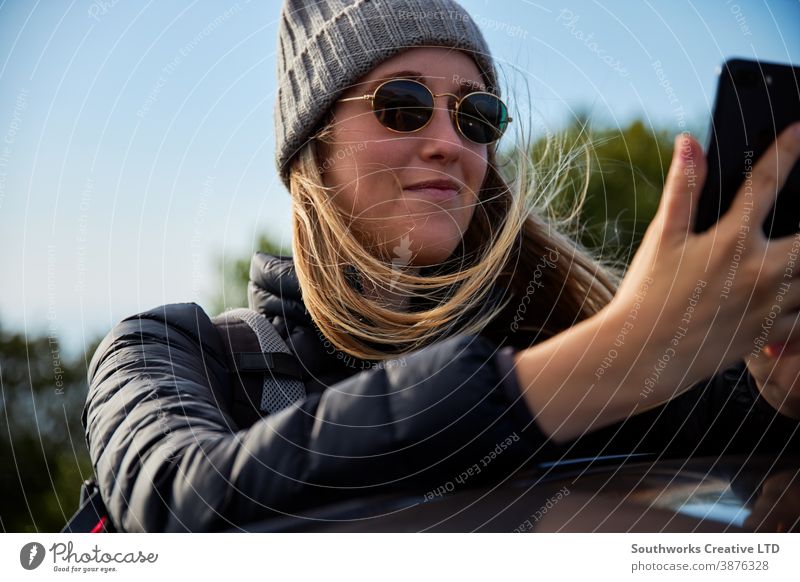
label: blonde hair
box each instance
[288,122,620,361]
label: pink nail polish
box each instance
[766,342,786,358]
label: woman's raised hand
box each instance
[609,124,800,394]
[515,123,800,443]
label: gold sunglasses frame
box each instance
[337,78,512,145]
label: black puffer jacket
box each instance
[83,252,800,531]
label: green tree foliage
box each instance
[0,324,98,532]
[209,234,291,315]
[525,119,674,265]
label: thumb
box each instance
[657,132,707,239]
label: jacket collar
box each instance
[247,251,508,340]
[247,252,313,326]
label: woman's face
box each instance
[320,47,490,267]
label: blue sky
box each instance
[1,0,799,357]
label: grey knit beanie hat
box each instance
[275,0,497,188]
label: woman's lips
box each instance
[403,181,460,202]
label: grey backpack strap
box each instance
[212,308,306,416]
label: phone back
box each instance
[694,59,800,237]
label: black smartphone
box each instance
[694,58,800,237]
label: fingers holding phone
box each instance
[723,122,800,239]
[739,123,800,347]
[610,130,800,387]
[692,59,800,359]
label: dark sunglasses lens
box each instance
[373,80,433,132]
[458,94,509,143]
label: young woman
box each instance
[83,0,800,532]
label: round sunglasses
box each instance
[337,78,512,145]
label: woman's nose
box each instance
[417,100,463,161]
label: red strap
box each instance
[90,516,107,533]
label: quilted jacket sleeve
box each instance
[82,303,547,532]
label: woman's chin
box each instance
[402,237,464,268]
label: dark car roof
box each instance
[241,454,800,532]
